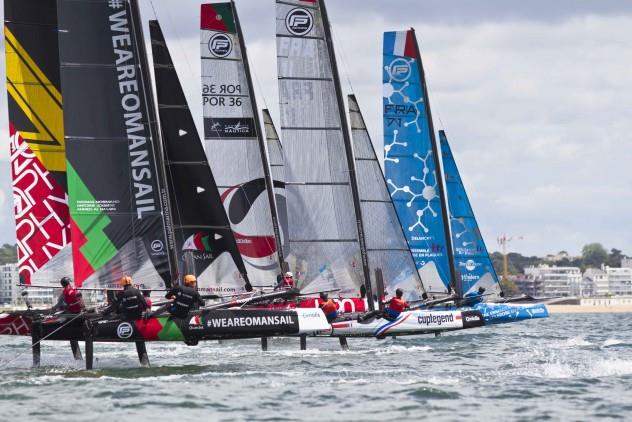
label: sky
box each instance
[1,0,631,257]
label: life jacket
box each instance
[320,299,337,315]
[119,288,144,319]
[63,286,82,313]
[145,297,152,308]
[388,297,408,313]
[282,277,294,288]
[170,286,196,318]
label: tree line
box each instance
[490,243,628,276]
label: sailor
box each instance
[53,277,83,314]
[318,292,338,322]
[165,274,205,319]
[115,276,147,320]
[386,288,409,319]
[280,271,295,289]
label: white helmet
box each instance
[284,271,294,277]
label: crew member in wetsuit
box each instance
[165,274,204,319]
[281,272,295,289]
[386,288,409,319]
[319,292,338,323]
[53,277,83,314]
[115,276,147,320]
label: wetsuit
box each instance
[319,299,338,322]
[165,285,204,319]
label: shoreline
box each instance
[547,304,632,314]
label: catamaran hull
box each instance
[30,308,329,342]
[327,309,484,338]
[432,302,550,325]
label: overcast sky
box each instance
[1,0,631,257]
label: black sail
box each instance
[149,20,251,293]
[57,0,173,288]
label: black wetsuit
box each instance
[104,286,147,320]
[165,285,204,318]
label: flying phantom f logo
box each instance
[285,8,313,36]
[389,58,412,82]
[208,33,232,58]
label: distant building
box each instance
[524,265,582,297]
[583,268,608,296]
[604,266,632,296]
[621,258,632,269]
[0,263,19,304]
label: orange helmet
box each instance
[119,275,133,286]
[183,274,197,286]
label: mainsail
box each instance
[440,130,503,300]
[276,0,372,298]
[4,0,72,285]
[382,30,457,295]
[262,109,289,258]
[348,95,425,301]
[150,19,251,294]
[57,0,174,288]
[200,3,282,287]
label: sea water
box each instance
[0,313,631,421]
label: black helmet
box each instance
[320,292,328,300]
[395,288,403,297]
[60,276,72,287]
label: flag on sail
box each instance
[440,130,503,300]
[383,30,453,294]
[4,0,72,285]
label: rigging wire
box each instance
[328,20,355,95]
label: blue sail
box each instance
[440,130,503,300]
[383,30,452,294]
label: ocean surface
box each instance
[0,313,631,421]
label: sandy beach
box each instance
[547,304,632,314]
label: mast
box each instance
[128,0,178,283]
[410,28,459,296]
[231,0,285,269]
[320,0,373,308]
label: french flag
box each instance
[383,30,416,59]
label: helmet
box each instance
[119,275,133,286]
[320,292,328,300]
[284,272,294,278]
[60,276,72,287]
[395,288,403,297]
[183,274,197,286]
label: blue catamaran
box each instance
[382,29,548,324]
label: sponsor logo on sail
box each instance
[285,8,313,36]
[117,322,133,339]
[151,240,164,253]
[225,121,250,134]
[459,259,479,272]
[208,33,232,58]
[389,58,411,82]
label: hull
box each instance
[328,309,484,338]
[32,308,329,342]
[432,302,549,324]
[0,312,33,335]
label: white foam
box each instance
[587,360,632,378]
[603,338,624,347]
